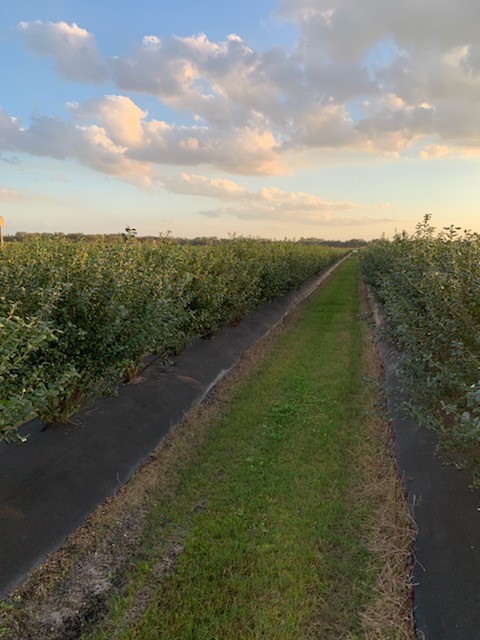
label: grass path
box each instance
[78,257,412,640]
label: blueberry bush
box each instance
[361,216,480,483]
[0,236,345,440]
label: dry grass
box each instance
[350,281,415,640]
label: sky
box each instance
[1,0,480,240]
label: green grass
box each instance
[84,258,385,639]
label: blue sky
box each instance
[1,0,480,239]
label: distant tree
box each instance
[122,226,138,242]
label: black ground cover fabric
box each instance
[373,303,480,640]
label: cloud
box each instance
[68,95,148,147]
[286,102,357,148]
[69,95,284,175]
[137,121,283,174]
[199,205,398,226]
[14,10,480,171]
[275,0,480,61]
[106,30,372,148]
[255,186,360,211]
[0,106,151,184]
[419,144,453,160]
[0,152,20,165]
[0,96,284,179]
[163,172,382,226]
[18,20,107,83]
[275,0,480,152]
[0,188,28,203]
[0,187,62,206]
[162,173,249,199]
[161,172,361,211]
[159,173,397,226]
[109,33,290,129]
[15,21,364,152]
[356,95,435,153]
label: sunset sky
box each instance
[1,0,480,240]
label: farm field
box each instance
[4,1,480,636]
[0,258,413,640]
[6,226,480,637]
[361,216,480,484]
[0,236,345,443]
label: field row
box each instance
[360,216,480,483]
[0,237,345,442]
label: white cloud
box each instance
[18,20,107,83]
[163,172,379,226]
[161,172,361,211]
[199,206,397,226]
[108,31,298,130]
[135,119,284,174]
[162,173,249,199]
[69,95,148,147]
[13,8,480,173]
[0,97,284,178]
[276,0,480,152]
[0,106,151,184]
[69,95,285,175]
[255,186,359,211]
